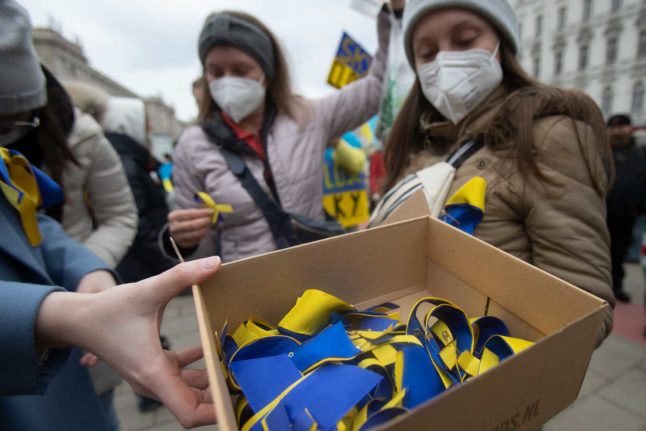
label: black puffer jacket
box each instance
[108,132,174,282]
[607,139,646,216]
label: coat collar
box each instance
[0,197,51,281]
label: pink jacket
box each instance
[173,12,392,262]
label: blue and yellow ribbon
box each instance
[217,289,533,431]
[195,191,233,225]
[0,148,63,246]
[440,176,487,235]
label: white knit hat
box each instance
[403,0,520,67]
[0,0,47,115]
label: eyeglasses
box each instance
[0,114,40,130]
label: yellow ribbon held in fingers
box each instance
[196,191,233,224]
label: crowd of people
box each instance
[1,0,642,429]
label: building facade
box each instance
[32,27,184,158]
[512,0,646,124]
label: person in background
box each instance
[65,85,176,283]
[606,114,646,303]
[159,152,174,193]
[0,2,215,429]
[167,1,404,263]
[8,70,137,269]
[383,0,614,343]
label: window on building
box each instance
[583,0,593,22]
[611,0,622,12]
[535,15,543,37]
[632,82,644,113]
[639,30,646,58]
[558,6,567,30]
[554,50,564,75]
[579,44,589,70]
[606,36,618,64]
[602,86,614,115]
[533,55,541,77]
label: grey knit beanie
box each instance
[198,12,275,81]
[403,0,520,68]
[0,0,47,115]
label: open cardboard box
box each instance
[192,215,608,431]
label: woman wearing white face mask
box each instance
[385,0,614,344]
[168,4,404,262]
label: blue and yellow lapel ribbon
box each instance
[0,148,63,246]
[440,176,486,235]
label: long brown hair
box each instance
[197,11,298,122]
[383,42,611,194]
[42,67,78,187]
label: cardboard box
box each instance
[192,215,608,431]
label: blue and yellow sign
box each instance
[327,32,372,89]
[323,145,370,228]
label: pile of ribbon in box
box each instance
[216,289,533,431]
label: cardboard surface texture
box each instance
[193,216,608,431]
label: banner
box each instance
[322,118,378,228]
[327,32,372,89]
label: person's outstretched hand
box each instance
[36,256,222,428]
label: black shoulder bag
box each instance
[201,112,345,249]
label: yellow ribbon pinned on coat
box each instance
[441,176,487,235]
[196,191,233,224]
[0,148,43,246]
[444,176,486,209]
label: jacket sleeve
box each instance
[0,214,113,396]
[37,214,116,291]
[163,129,218,260]
[80,133,138,267]
[520,117,614,341]
[309,9,392,142]
[0,282,71,396]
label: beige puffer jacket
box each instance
[61,109,137,267]
[398,87,615,340]
[172,11,392,262]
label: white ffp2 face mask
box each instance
[209,76,266,123]
[417,44,503,125]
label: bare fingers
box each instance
[169,209,213,248]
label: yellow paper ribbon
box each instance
[0,148,43,246]
[196,191,233,224]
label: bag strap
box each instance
[446,139,483,169]
[219,147,297,249]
